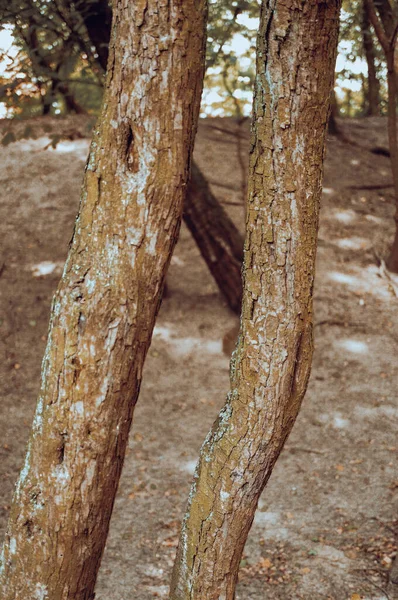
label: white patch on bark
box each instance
[17,447,32,492]
[86,277,96,294]
[52,464,70,486]
[9,538,16,555]
[34,583,48,599]
[220,490,229,502]
[96,377,109,407]
[71,401,84,416]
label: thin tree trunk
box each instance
[58,81,87,115]
[362,0,381,115]
[328,89,340,135]
[365,0,398,271]
[185,163,244,314]
[0,2,207,598]
[74,0,112,73]
[385,49,398,271]
[170,1,341,598]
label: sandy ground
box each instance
[0,115,397,599]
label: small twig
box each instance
[286,446,326,456]
[201,122,249,140]
[314,319,346,328]
[363,573,390,600]
[220,200,244,207]
[207,180,241,192]
[347,183,393,190]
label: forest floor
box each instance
[0,115,397,600]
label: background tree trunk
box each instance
[362,0,380,115]
[328,89,340,135]
[170,1,341,598]
[365,0,398,271]
[0,2,207,598]
[185,163,244,314]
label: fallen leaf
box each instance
[259,557,272,569]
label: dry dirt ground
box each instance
[0,116,397,600]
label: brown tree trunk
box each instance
[328,89,340,135]
[362,0,381,115]
[74,0,112,73]
[185,163,244,314]
[58,82,87,115]
[72,0,245,310]
[170,1,341,598]
[0,2,207,598]
[365,0,398,271]
[385,49,398,271]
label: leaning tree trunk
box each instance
[170,1,341,598]
[0,2,207,598]
[185,163,244,314]
[74,0,244,312]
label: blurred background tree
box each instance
[0,0,389,120]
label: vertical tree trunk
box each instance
[365,0,398,271]
[362,0,380,115]
[185,163,244,314]
[384,49,398,271]
[74,0,113,73]
[58,82,87,115]
[0,2,207,598]
[328,88,340,135]
[170,1,341,598]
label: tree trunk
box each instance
[385,49,398,271]
[328,89,340,135]
[362,0,380,115]
[185,163,244,314]
[365,0,398,271]
[58,81,87,115]
[0,2,207,598]
[170,1,341,598]
[72,0,245,311]
[75,0,113,73]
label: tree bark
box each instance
[362,0,381,115]
[185,163,244,314]
[170,1,341,598]
[72,0,245,312]
[0,2,207,598]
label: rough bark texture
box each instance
[170,1,341,599]
[0,2,207,598]
[74,0,244,311]
[185,163,244,314]
[362,0,380,115]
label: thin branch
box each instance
[365,0,390,52]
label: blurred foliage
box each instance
[0,0,390,120]
[337,0,387,116]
